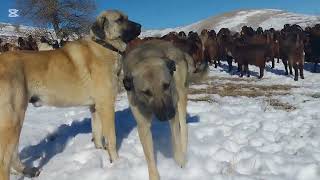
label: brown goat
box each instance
[2,43,20,52]
[306,25,320,72]
[279,26,305,81]
[201,30,219,67]
[217,28,234,72]
[161,31,206,72]
[228,38,271,79]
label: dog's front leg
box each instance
[169,116,183,167]
[131,105,160,180]
[90,106,103,149]
[95,102,118,163]
[170,88,188,168]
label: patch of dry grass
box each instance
[188,95,216,103]
[310,93,320,99]
[189,83,296,98]
[266,98,296,111]
[189,76,298,110]
[206,76,255,82]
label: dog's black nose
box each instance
[135,23,141,30]
[154,107,176,122]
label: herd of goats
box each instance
[127,24,320,81]
[1,23,320,81]
[0,35,67,52]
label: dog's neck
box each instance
[93,38,126,56]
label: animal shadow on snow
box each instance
[217,62,260,77]
[20,108,200,168]
[265,62,288,76]
[303,62,319,73]
[20,118,92,169]
[217,63,236,75]
[115,108,200,160]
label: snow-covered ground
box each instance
[12,61,320,180]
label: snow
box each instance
[0,23,55,40]
[12,60,320,180]
[213,10,268,31]
[0,23,36,37]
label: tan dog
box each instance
[0,10,141,180]
[122,39,206,180]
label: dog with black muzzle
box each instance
[122,39,205,180]
[0,10,140,180]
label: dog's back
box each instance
[124,39,207,83]
[0,39,120,107]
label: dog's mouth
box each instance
[153,103,176,121]
[122,21,141,43]
[155,110,176,122]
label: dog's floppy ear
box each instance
[123,76,134,91]
[166,59,176,76]
[91,15,108,40]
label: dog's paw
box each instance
[92,137,104,149]
[174,154,187,168]
[23,167,41,178]
[109,151,119,163]
[149,171,160,180]
[94,143,104,149]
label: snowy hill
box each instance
[141,9,320,37]
[2,9,319,39]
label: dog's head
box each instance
[123,58,178,121]
[91,10,141,44]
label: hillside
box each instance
[1,9,319,39]
[141,9,320,37]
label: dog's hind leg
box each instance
[11,146,40,177]
[0,103,25,179]
[130,105,160,180]
[0,72,29,180]
[0,119,17,180]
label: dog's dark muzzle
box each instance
[123,21,141,43]
[153,102,176,122]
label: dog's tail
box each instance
[185,55,209,83]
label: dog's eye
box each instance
[142,90,152,97]
[117,17,124,23]
[163,83,170,90]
